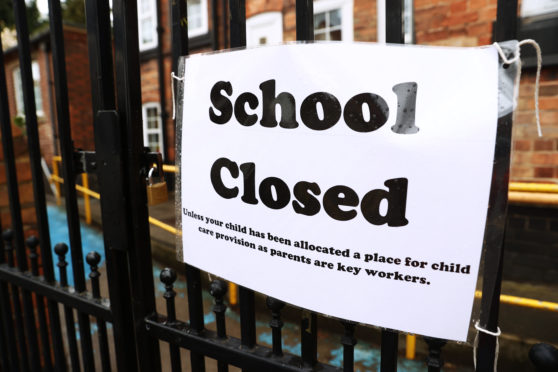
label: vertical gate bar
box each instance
[240,287,256,348]
[301,311,317,368]
[385,0,404,44]
[155,0,169,161]
[170,2,206,370]
[0,280,10,370]
[10,0,57,289]
[9,288,28,371]
[295,0,313,41]
[83,0,143,370]
[28,236,54,371]
[211,280,229,372]
[211,280,228,339]
[227,6,257,370]
[229,0,246,48]
[171,0,189,74]
[294,7,319,367]
[424,337,447,372]
[55,243,81,372]
[476,1,517,371]
[21,290,41,371]
[87,252,111,372]
[4,230,30,372]
[0,227,8,372]
[341,321,357,372]
[12,0,67,369]
[161,269,182,371]
[45,0,96,368]
[0,38,25,292]
[493,0,517,44]
[0,278,16,370]
[0,33,26,372]
[63,308,81,372]
[222,0,229,49]
[111,1,163,371]
[266,297,285,357]
[211,0,219,50]
[380,330,399,372]
[240,286,256,372]
[185,264,206,371]
[10,5,50,371]
[5,1,66,368]
[381,4,404,370]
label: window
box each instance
[13,61,44,118]
[246,12,283,46]
[313,0,353,41]
[137,0,209,51]
[138,0,158,50]
[521,0,558,18]
[187,0,209,37]
[516,0,558,67]
[143,103,164,155]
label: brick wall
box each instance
[144,0,557,181]
[3,44,55,167]
[0,134,37,234]
[64,27,94,153]
[505,204,558,283]
[413,0,557,184]
[2,27,92,170]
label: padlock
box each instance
[147,167,168,206]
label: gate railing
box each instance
[1,0,558,371]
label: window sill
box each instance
[139,33,212,61]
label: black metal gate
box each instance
[0,0,554,371]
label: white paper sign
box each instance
[179,43,498,342]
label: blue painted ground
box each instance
[47,205,106,286]
[48,204,461,371]
[152,265,430,372]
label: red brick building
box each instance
[3,1,556,184]
[136,0,557,184]
[2,25,93,167]
[1,26,92,231]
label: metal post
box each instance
[84,0,151,369]
[296,0,314,41]
[476,1,518,371]
[380,5,405,370]
[112,0,163,370]
[386,0,404,44]
[46,0,95,368]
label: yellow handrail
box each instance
[510,182,558,193]
[149,216,181,236]
[162,164,178,173]
[475,291,558,312]
[50,156,558,362]
[50,158,558,312]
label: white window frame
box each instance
[187,0,209,38]
[246,12,283,46]
[13,61,44,118]
[138,0,158,51]
[142,102,164,156]
[313,0,353,41]
[521,0,558,18]
[137,0,208,51]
